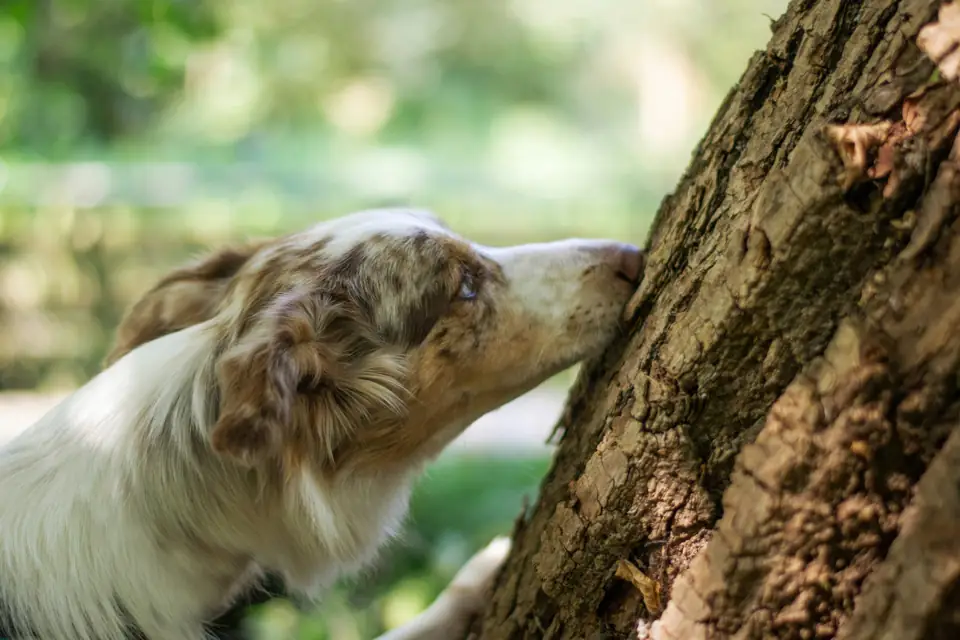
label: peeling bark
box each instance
[470,1,960,638]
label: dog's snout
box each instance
[602,243,643,283]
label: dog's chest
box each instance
[295,471,415,575]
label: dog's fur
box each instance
[0,209,642,639]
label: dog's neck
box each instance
[132,323,422,591]
[0,324,419,639]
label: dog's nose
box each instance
[604,243,644,283]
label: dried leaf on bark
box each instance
[615,559,662,614]
[825,122,893,189]
[918,2,960,81]
[824,92,953,197]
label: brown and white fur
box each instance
[0,208,642,640]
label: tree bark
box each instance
[470,0,960,638]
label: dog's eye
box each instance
[458,272,478,300]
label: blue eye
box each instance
[458,273,478,300]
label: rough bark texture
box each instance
[470,1,960,638]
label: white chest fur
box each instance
[0,327,422,639]
[275,468,416,593]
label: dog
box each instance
[0,208,642,639]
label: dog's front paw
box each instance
[445,536,512,614]
[375,537,512,640]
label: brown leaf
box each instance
[872,143,896,181]
[917,1,960,81]
[825,122,893,189]
[871,122,909,180]
[902,96,927,134]
[615,558,662,614]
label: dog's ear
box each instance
[105,241,267,365]
[211,288,409,467]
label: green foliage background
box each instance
[0,1,787,636]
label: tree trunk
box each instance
[470,0,960,638]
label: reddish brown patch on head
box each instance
[211,287,409,467]
[327,251,510,471]
[210,405,282,466]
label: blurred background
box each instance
[0,0,788,637]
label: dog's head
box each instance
[111,209,643,472]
